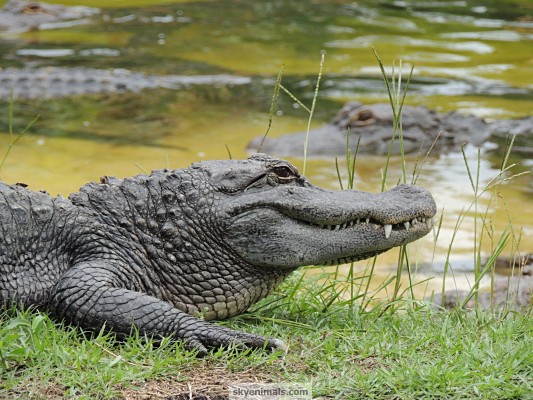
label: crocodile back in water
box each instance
[0,67,252,100]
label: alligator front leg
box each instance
[49,262,285,355]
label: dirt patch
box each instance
[6,378,66,400]
[122,366,277,400]
[355,356,381,373]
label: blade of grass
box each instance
[302,50,326,174]
[0,93,39,175]
[460,230,511,308]
[257,65,284,152]
[225,144,232,160]
[279,85,310,113]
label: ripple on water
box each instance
[15,49,75,57]
[326,35,494,54]
[441,30,532,42]
[393,1,468,7]
[79,48,121,57]
[403,52,470,63]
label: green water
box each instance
[0,0,532,298]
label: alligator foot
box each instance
[181,322,288,356]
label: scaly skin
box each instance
[248,101,533,157]
[0,67,252,100]
[0,154,436,354]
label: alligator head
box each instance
[0,0,99,32]
[192,153,436,269]
[248,101,492,157]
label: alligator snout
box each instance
[223,173,437,269]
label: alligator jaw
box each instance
[223,183,436,268]
[296,213,434,265]
[310,216,434,265]
[312,216,433,237]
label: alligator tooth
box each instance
[384,224,392,239]
[404,221,410,231]
[356,218,360,224]
[412,218,417,225]
[334,225,340,231]
[366,218,370,224]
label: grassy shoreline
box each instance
[1,277,532,399]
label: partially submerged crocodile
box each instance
[0,0,99,32]
[0,154,436,353]
[248,101,533,157]
[0,67,252,100]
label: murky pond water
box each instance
[0,0,532,299]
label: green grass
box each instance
[1,279,532,399]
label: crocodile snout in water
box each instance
[0,0,99,32]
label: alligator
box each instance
[0,67,252,100]
[0,0,99,32]
[0,154,436,354]
[248,101,533,157]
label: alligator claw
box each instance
[184,338,209,357]
[268,338,289,353]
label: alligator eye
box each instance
[350,109,375,126]
[23,3,44,13]
[272,166,296,181]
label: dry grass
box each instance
[121,366,275,400]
